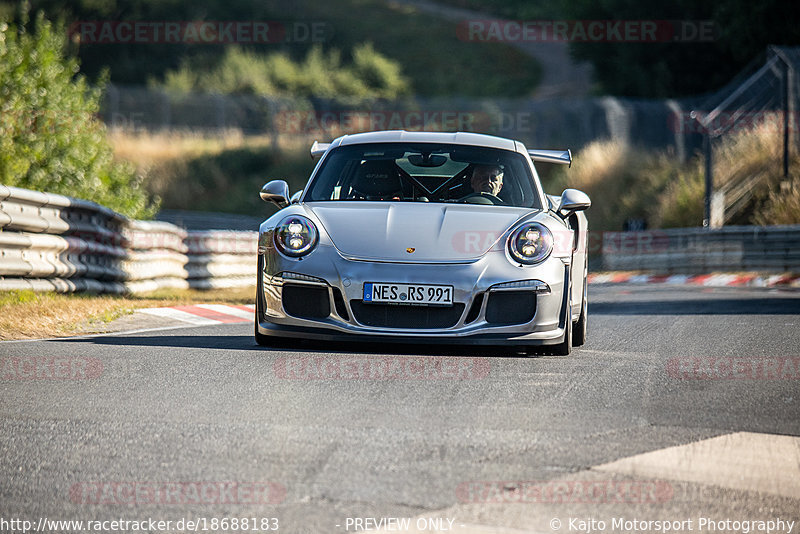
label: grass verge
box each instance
[0,287,254,341]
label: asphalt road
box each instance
[1,284,799,534]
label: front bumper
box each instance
[256,244,570,346]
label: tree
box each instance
[0,9,157,218]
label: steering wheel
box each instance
[460,192,504,205]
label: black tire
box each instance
[526,271,573,356]
[550,271,574,356]
[255,322,272,346]
[552,301,572,356]
[572,276,588,347]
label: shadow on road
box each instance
[52,334,538,357]
[53,335,256,350]
[592,297,800,316]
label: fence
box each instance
[101,85,703,157]
[0,185,256,293]
[694,46,800,226]
[597,226,800,273]
[99,46,800,229]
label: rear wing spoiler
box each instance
[312,143,571,165]
[312,143,572,166]
[310,141,331,159]
[528,149,572,167]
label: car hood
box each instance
[306,202,538,262]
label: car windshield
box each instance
[305,143,542,209]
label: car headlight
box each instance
[274,215,318,257]
[507,222,553,265]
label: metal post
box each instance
[703,133,713,227]
[215,95,226,131]
[161,91,171,131]
[267,98,280,152]
[666,100,687,163]
[106,84,119,130]
[782,59,790,178]
[793,66,800,153]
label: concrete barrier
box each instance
[0,185,256,293]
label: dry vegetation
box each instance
[0,287,254,340]
[109,129,315,216]
[545,121,800,230]
[109,129,256,166]
[714,122,800,226]
[544,140,701,230]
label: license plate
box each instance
[363,282,453,306]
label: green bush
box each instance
[156,44,410,100]
[0,11,157,218]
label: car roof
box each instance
[333,130,522,152]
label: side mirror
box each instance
[260,180,290,208]
[557,189,591,217]
[289,190,303,204]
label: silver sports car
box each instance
[255,131,590,354]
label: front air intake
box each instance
[282,284,331,320]
[485,291,537,325]
[350,301,465,329]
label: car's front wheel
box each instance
[552,299,572,356]
[572,276,588,347]
[525,275,573,356]
[254,321,271,346]
[255,325,295,348]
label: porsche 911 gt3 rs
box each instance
[255,130,590,354]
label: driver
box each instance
[469,164,503,196]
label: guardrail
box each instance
[185,231,258,290]
[3,186,799,293]
[0,185,257,293]
[597,226,800,273]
